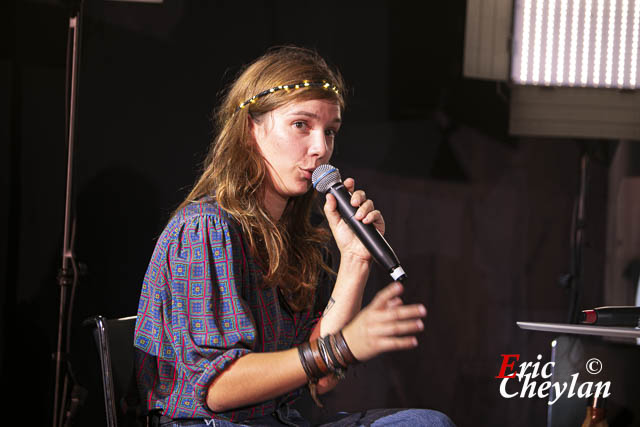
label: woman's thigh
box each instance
[370,409,455,426]
[159,408,455,427]
[317,408,455,427]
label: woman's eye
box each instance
[325,128,338,137]
[293,121,307,130]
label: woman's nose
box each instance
[308,130,329,158]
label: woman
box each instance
[134,46,454,426]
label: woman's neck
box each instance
[262,188,288,222]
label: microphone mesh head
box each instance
[312,164,342,193]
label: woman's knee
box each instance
[371,408,456,427]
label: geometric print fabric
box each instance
[134,201,321,421]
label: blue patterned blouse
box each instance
[134,201,323,422]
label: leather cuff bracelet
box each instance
[335,330,359,365]
[297,329,358,407]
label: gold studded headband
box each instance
[236,80,340,112]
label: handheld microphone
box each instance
[580,306,640,327]
[312,164,407,282]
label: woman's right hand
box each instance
[341,282,427,362]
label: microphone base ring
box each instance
[390,266,406,282]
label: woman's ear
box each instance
[248,113,268,146]
[247,114,259,146]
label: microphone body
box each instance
[580,306,640,326]
[313,165,406,282]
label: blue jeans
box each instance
[158,406,455,426]
[318,409,455,427]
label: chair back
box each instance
[84,315,141,427]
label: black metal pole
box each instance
[566,146,589,324]
[53,2,83,426]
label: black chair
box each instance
[84,315,144,427]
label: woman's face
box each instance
[251,98,341,214]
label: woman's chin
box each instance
[290,185,312,198]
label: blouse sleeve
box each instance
[134,208,256,416]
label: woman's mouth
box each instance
[300,168,313,180]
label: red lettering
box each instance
[495,354,520,379]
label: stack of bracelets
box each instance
[297,330,359,406]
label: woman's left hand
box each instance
[323,178,385,263]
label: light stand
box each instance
[52,1,85,426]
[51,1,164,424]
[560,143,595,325]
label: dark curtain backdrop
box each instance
[2,1,609,426]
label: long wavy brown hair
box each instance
[177,46,346,311]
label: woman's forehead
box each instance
[276,98,341,118]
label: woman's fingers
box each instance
[343,282,427,361]
[363,210,385,235]
[367,303,426,339]
[346,183,386,235]
[351,190,367,207]
[353,199,373,220]
[386,297,403,308]
[327,176,387,248]
[344,177,355,192]
[362,209,380,223]
[344,179,372,216]
[378,303,427,322]
[377,336,420,351]
[324,191,337,211]
[370,282,404,309]
[323,193,342,228]
[369,319,424,337]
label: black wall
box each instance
[2,1,612,426]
